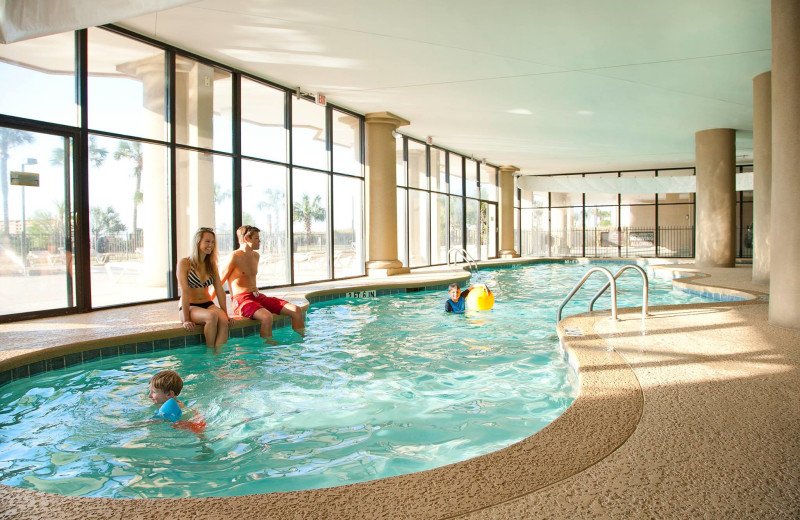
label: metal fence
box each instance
[521,226,697,258]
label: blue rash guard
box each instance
[444,288,471,313]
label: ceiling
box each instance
[112,1,770,175]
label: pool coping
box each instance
[0,259,769,519]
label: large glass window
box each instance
[175,57,232,153]
[449,153,463,196]
[430,148,446,192]
[89,136,169,307]
[431,193,448,264]
[241,78,287,162]
[465,159,479,199]
[585,206,619,257]
[292,169,329,283]
[480,164,497,201]
[333,175,364,278]
[466,198,480,259]
[620,170,654,204]
[292,97,327,171]
[657,169,695,204]
[408,140,427,189]
[1,26,369,322]
[397,188,407,266]
[88,28,166,141]
[332,110,361,176]
[408,189,430,267]
[396,137,406,187]
[585,172,618,206]
[176,150,233,260]
[0,32,77,126]
[481,202,498,260]
[449,196,463,251]
[241,160,289,286]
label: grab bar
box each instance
[447,247,478,274]
[589,264,649,318]
[557,266,617,322]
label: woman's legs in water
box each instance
[190,305,229,348]
[189,306,219,348]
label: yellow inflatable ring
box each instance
[466,285,494,311]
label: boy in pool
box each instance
[445,283,492,313]
[149,369,184,422]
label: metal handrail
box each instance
[589,264,649,318]
[557,266,618,322]
[447,247,478,274]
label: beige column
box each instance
[769,0,800,329]
[498,165,520,258]
[752,71,772,285]
[364,112,410,276]
[694,128,736,268]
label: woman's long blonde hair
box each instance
[189,227,218,273]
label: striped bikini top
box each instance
[187,264,214,289]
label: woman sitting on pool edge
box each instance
[445,283,493,313]
[177,227,234,348]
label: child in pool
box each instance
[444,283,492,313]
[149,369,184,422]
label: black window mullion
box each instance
[286,91,295,284]
[74,29,91,312]
[166,48,179,298]
[461,156,466,252]
[326,106,334,278]
[232,72,242,249]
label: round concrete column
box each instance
[769,0,800,329]
[498,165,520,258]
[752,71,772,285]
[694,128,736,268]
[364,112,410,276]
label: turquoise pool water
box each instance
[0,262,713,498]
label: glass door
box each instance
[0,126,76,319]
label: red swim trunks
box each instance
[232,291,288,318]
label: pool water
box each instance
[0,262,712,498]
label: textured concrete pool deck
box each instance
[0,260,798,519]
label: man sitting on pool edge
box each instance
[445,283,492,313]
[218,225,305,343]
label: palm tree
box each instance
[0,128,35,236]
[90,205,126,248]
[113,141,143,236]
[258,187,285,250]
[50,135,108,169]
[292,193,325,244]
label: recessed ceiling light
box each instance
[506,108,533,115]
[577,110,594,116]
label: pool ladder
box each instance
[557,264,649,322]
[447,247,478,274]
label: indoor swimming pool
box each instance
[0,261,715,498]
